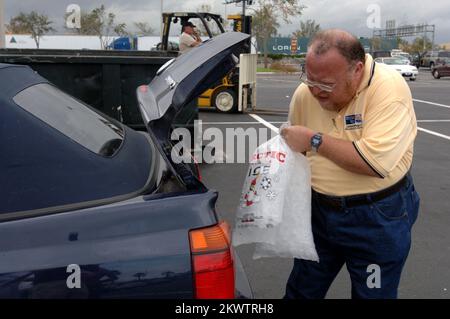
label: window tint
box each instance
[13,83,124,156]
[439,51,450,57]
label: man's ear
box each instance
[356,61,365,74]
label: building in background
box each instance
[256,36,398,55]
[440,42,450,50]
[5,34,180,50]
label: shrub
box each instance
[267,53,285,60]
[270,61,300,73]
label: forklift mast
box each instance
[227,15,252,35]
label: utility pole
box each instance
[160,0,163,41]
[242,0,246,34]
[423,26,426,52]
[0,0,5,48]
[224,0,248,16]
[432,25,435,50]
[224,0,251,33]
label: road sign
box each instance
[291,37,298,55]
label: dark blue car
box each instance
[0,32,252,299]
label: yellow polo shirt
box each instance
[288,54,417,196]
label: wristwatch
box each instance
[311,133,323,152]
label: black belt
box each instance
[313,174,409,210]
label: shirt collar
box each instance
[357,54,376,94]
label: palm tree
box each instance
[293,19,321,38]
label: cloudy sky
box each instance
[3,0,450,43]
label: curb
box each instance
[257,72,303,75]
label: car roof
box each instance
[0,65,155,218]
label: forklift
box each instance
[159,12,253,113]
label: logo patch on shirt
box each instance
[345,114,363,130]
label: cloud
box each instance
[294,0,450,42]
[3,0,449,43]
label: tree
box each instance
[293,19,320,38]
[6,13,30,34]
[370,37,381,51]
[396,37,411,52]
[252,5,279,68]
[114,22,128,37]
[250,0,306,68]
[409,37,432,53]
[134,22,155,36]
[7,11,55,48]
[65,5,128,49]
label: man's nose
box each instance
[309,85,321,95]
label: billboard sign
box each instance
[264,37,310,54]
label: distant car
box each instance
[391,50,411,62]
[371,50,391,59]
[152,41,180,51]
[393,55,412,65]
[375,57,418,81]
[421,50,450,69]
[410,52,424,68]
[0,32,253,299]
[432,57,450,79]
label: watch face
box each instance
[311,133,322,151]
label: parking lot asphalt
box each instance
[198,69,450,299]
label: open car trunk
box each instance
[137,32,251,190]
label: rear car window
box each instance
[438,51,450,57]
[13,83,124,157]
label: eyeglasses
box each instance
[302,78,336,93]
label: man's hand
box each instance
[280,125,315,153]
[193,30,202,42]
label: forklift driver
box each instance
[179,21,202,54]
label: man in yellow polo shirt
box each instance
[281,29,420,299]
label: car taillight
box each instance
[189,221,235,299]
[138,85,148,93]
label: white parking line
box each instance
[202,121,285,125]
[203,95,450,143]
[248,114,280,133]
[203,120,450,124]
[413,99,450,109]
[259,78,300,84]
[417,120,450,123]
[249,114,450,142]
[417,127,450,141]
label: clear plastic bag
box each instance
[232,134,319,262]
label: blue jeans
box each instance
[284,173,420,299]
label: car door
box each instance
[443,58,450,75]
